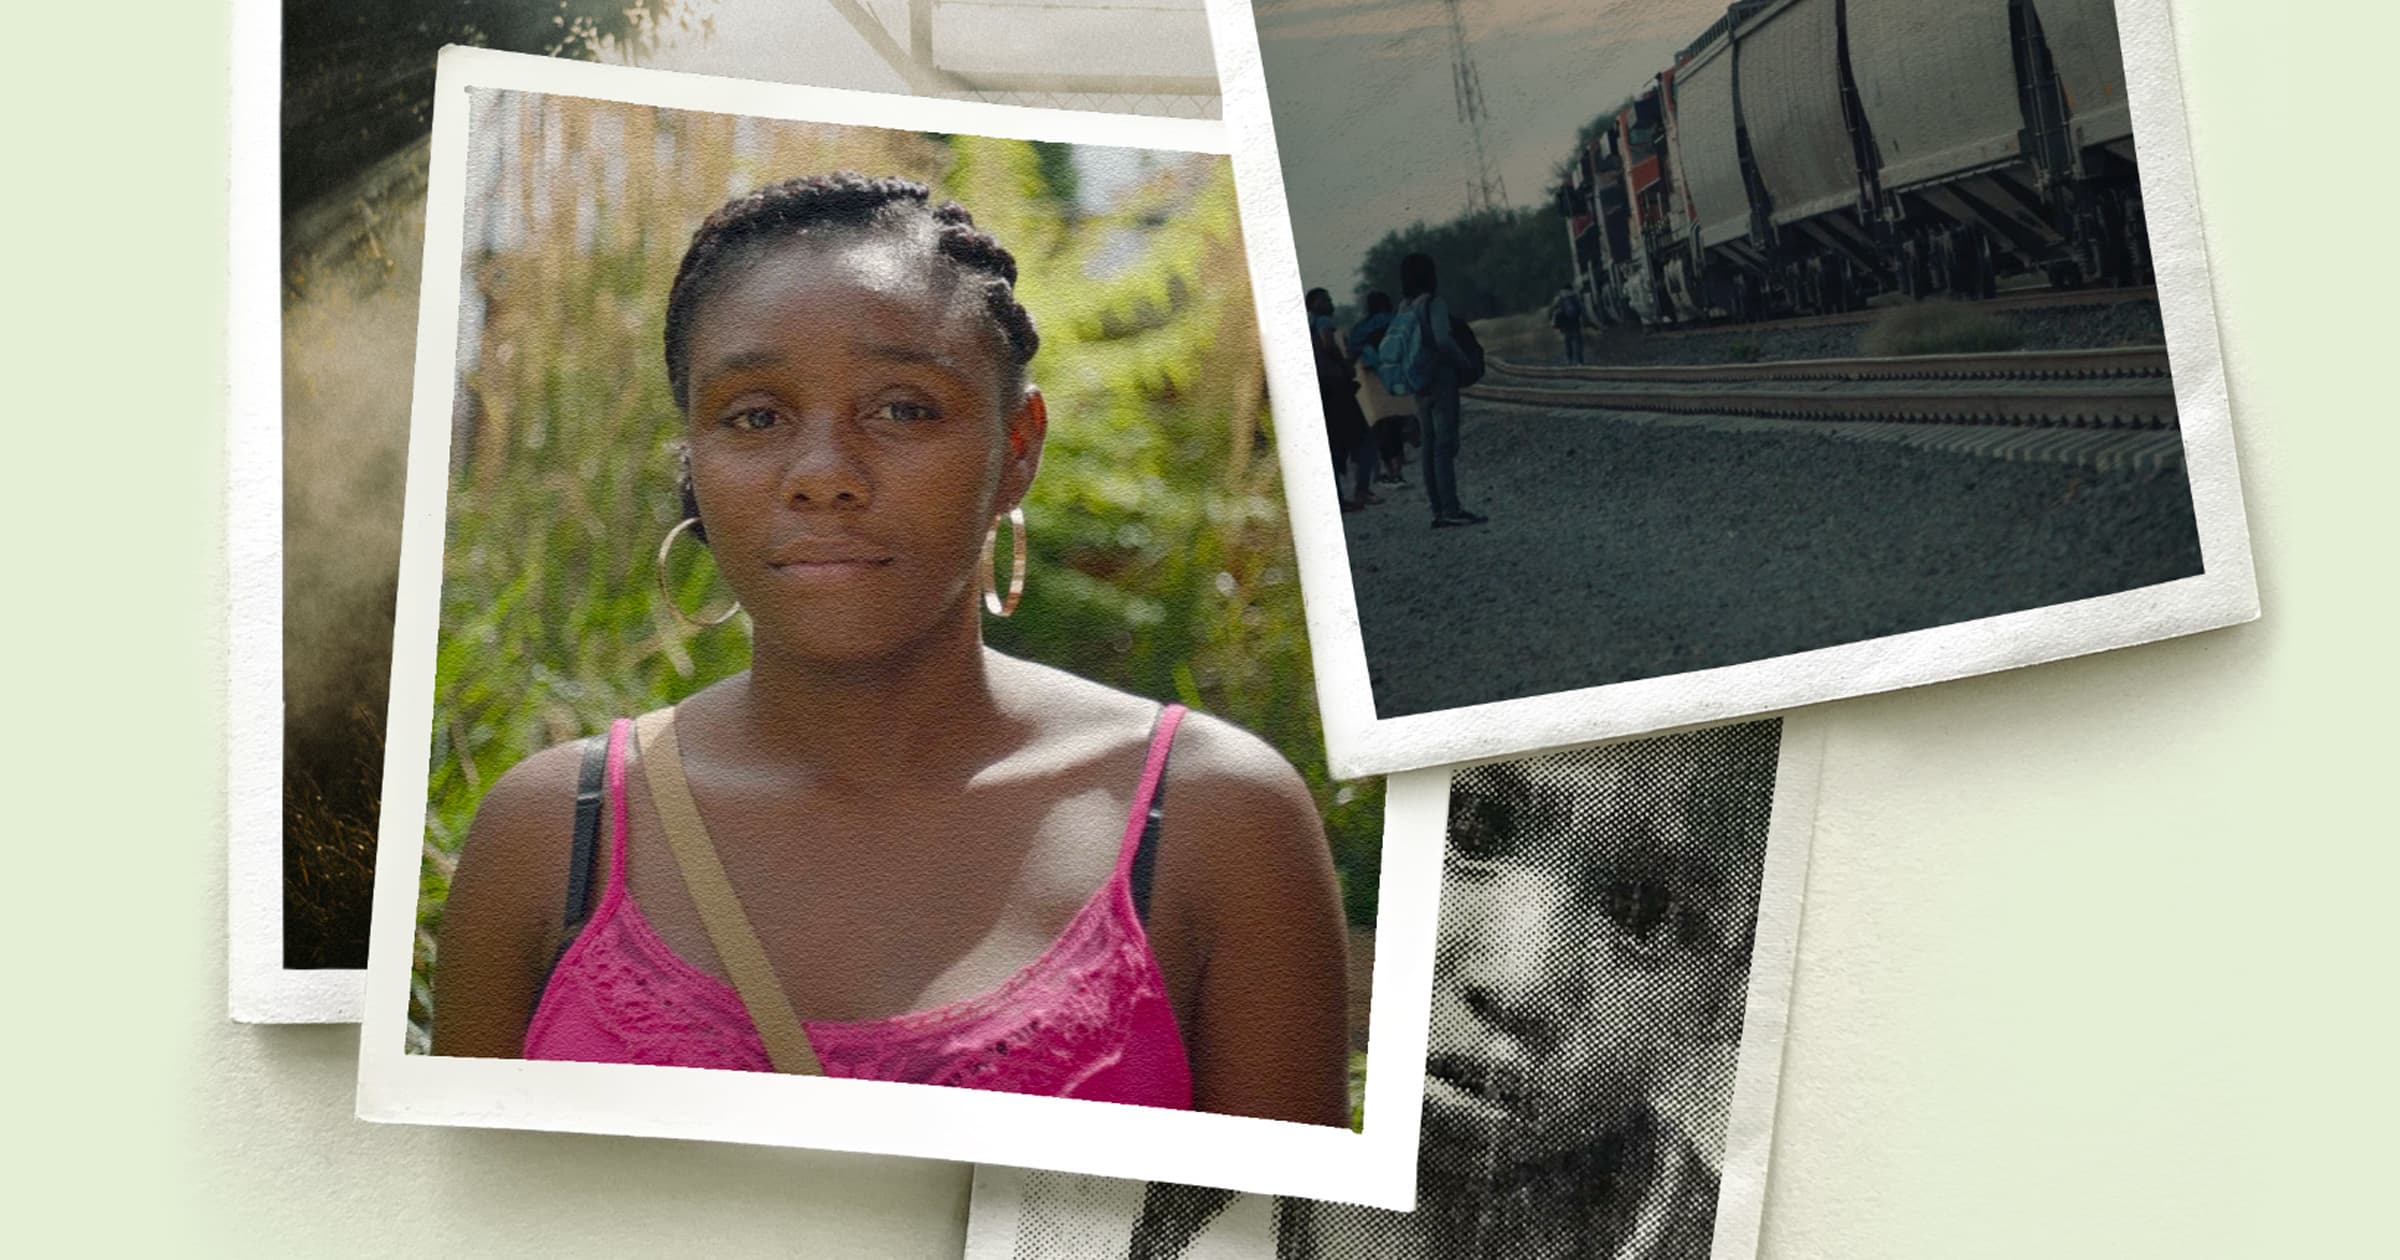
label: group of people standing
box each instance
[1309,252,1488,529]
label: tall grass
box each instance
[412,95,1381,1033]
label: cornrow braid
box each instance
[663,172,1040,411]
[663,172,1042,538]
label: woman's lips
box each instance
[765,544,894,584]
[766,540,894,567]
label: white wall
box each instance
[2,0,2392,1254]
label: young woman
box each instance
[431,174,1352,1126]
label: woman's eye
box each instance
[875,399,940,424]
[723,406,780,432]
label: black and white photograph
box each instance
[967,717,1822,1259]
[230,0,1225,1020]
[1200,0,2257,777]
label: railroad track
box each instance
[1491,343,2169,385]
[1470,347,2179,430]
[1649,284,2160,337]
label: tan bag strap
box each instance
[633,708,823,1076]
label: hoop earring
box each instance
[656,517,741,628]
[981,506,1027,617]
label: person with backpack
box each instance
[1306,287,1379,512]
[1347,291,1417,487]
[1550,284,1587,365]
[1383,252,1487,528]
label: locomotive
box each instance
[1556,0,2149,327]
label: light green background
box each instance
[4,1,2391,1253]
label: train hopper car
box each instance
[1734,0,1878,301]
[1848,0,2056,297]
[1553,0,2153,328]
[1663,30,1752,320]
[2031,0,2135,158]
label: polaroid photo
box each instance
[1196,0,2257,779]
[353,46,1440,1203]
[967,716,1824,1259]
[231,1,1225,1022]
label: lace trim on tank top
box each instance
[520,706,1193,1107]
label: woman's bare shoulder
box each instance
[448,736,599,924]
[1157,710,1324,853]
[468,739,593,844]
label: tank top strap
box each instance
[600,717,632,904]
[1116,703,1188,880]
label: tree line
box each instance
[1351,203,1574,321]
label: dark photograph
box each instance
[1256,0,2217,720]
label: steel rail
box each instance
[1646,285,2162,337]
[1492,344,2169,385]
[1465,379,2180,429]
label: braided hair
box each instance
[663,172,1042,535]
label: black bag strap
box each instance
[562,732,608,933]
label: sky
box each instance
[1256,0,1726,293]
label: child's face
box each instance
[1420,748,1761,1178]
[678,232,1041,663]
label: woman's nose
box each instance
[777,416,872,506]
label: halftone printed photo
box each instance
[966,717,1822,1260]
[1197,0,2257,779]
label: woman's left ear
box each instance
[1002,386,1048,505]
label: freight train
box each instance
[1556,0,2149,327]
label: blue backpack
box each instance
[1376,299,1433,396]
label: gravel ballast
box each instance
[1342,398,2205,718]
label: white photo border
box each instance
[962,715,1829,1259]
[354,46,1437,1209]
[1199,0,2259,780]
[223,0,361,1022]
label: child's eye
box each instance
[723,406,780,432]
[875,399,940,424]
[1597,878,1701,960]
[1445,794,1517,864]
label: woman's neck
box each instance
[725,602,1015,789]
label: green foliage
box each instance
[1353,205,1573,322]
[414,102,1383,1029]
[1858,300,2028,358]
[282,0,700,213]
[1348,1049,1367,1132]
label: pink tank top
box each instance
[521,706,1195,1109]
